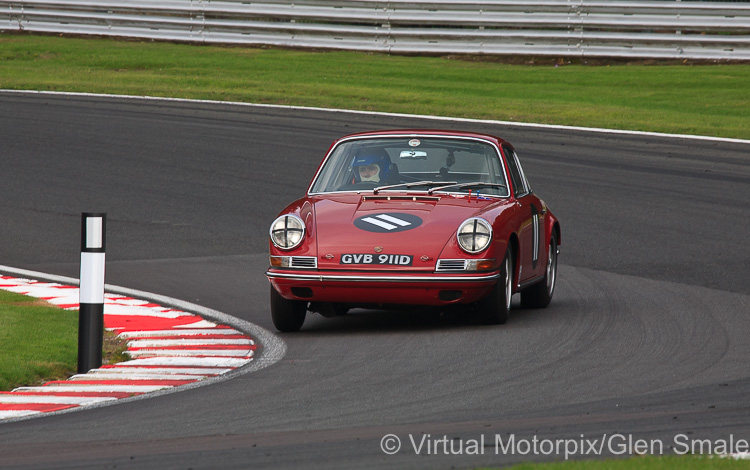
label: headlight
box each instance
[270,214,305,250]
[457,217,492,253]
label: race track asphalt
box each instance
[0,91,748,469]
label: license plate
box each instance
[340,253,413,266]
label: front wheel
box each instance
[478,248,512,325]
[521,232,558,308]
[270,286,307,332]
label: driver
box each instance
[357,162,381,182]
[351,150,392,184]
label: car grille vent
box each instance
[290,257,317,268]
[362,195,440,202]
[436,259,467,271]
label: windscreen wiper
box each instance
[373,181,457,194]
[427,182,507,195]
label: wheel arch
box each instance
[551,221,561,246]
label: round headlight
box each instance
[270,214,305,250]
[457,217,492,254]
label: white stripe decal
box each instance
[376,214,411,226]
[532,214,539,262]
[361,217,398,230]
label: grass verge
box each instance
[1,33,749,140]
[0,289,127,391]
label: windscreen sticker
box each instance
[408,139,421,147]
[354,213,423,233]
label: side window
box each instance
[513,151,532,195]
[503,146,528,197]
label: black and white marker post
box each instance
[78,212,106,374]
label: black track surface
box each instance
[1,92,749,469]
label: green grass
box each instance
[503,455,750,469]
[1,33,749,139]
[0,289,78,391]
[0,289,128,391]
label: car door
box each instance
[503,146,544,284]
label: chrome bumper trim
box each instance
[266,271,500,283]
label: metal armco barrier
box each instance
[1,1,749,59]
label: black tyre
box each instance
[521,232,558,309]
[270,286,307,332]
[479,248,512,325]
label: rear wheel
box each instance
[521,233,558,308]
[479,248,512,325]
[270,286,307,332]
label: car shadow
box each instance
[290,297,559,336]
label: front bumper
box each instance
[266,269,500,306]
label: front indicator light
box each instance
[467,259,495,271]
[269,256,290,267]
[270,214,305,250]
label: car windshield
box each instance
[308,136,510,197]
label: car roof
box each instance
[333,129,511,148]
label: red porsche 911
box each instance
[266,130,560,332]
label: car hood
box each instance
[312,193,507,271]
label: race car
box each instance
[266,130,560,331]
